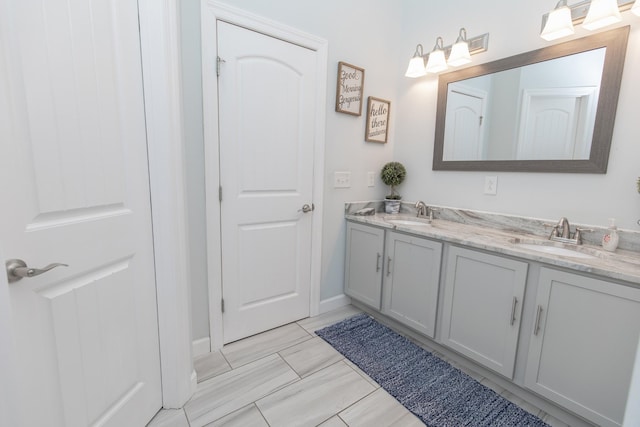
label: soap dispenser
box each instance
[602,218,619,252]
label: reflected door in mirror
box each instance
[444,86,486,161]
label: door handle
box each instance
[299,204,315,213]
[6,259,68,284]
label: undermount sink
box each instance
[384,215,432,227]
[510,238,600,260]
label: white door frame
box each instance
[201,1,328,350]
[138,0,196,409]
[0,0,196,418]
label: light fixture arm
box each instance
[432,36,445,52]
[412,44,424,58]
[455,28,468,44]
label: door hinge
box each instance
[221,299,225,313]
[219,186,222,202]
[216,56,226,77]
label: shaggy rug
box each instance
[316,313,549,427]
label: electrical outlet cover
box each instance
[334,171,351,188]
[484,176,498,195]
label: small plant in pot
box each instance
[380,161,406,214]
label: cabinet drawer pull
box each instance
[510,297,518,326]
[376,253,381,272]
[533,305,543,336]
[387,256,392,277]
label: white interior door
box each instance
[217,22,316,343]
[0,1,161,426]
[444,89,486,160]
[516,88,596,160]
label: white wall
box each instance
[395,0,640,231]
[183,0,640,341]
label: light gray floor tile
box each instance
[318,416,348,426]
[184,354,299,427]
[147,409,189,427]
[256,361,376,427]
[204,404,268,427]
[339,388,424,427]
[297,305,362,335]
[221,323,312,368]
[499,390,543,418]
[343,359,381,389]
[279,337,344,377]
[195,351,232,383]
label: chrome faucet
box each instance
[548,217,592,245]
[415,201,428,218]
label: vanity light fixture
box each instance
[447,28,472,67]
[540,0,638,41]
[426,37,448,74]
[405,30,489,77]
[405,44,427,78]
[540,0,575,40]
[583,0,622,30]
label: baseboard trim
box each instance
[319,294,351,314]
[192,337,211,358]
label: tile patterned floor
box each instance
[148,305,573,427]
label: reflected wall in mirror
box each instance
[433,26,629,173]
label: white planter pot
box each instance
[385,199,401,214]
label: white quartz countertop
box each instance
[346,213,640,286]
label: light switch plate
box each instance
[334,171,351,188]
[484,176,498,195]
[367,172,375,187]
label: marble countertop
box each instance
[346,211,640,286]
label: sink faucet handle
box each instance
[574,227,593,245]
[427,207,440,221]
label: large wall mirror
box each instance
[433,26,629,173]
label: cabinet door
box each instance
[344,222,385,309]
[440,246,528,378]
[525,268,640,427]
[382,232,442,338]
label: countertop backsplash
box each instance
[345,201,640,253]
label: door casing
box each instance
[201,1,328,350]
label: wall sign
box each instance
[365,97,390,143]
[335,61,365,116]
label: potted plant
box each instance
[380,161,406,214]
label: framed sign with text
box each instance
[335,61,365,116]
[365,97,390,143]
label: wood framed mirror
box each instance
[433,26,629,173]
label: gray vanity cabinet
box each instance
[381,231,442,338]
[524,268,640,427]
[344,221,385,310]
[440,246,528,379]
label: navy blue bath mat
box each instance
[316,313,548,427]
